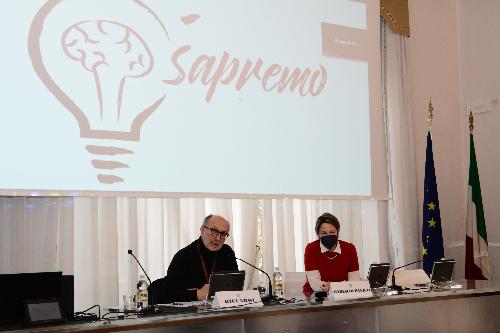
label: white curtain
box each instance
[264,199,390,280]
[381,18,420,267]
[0,197,74,274]
[0,196,390,310]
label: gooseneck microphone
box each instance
[128,249,152,285]
[390,259,424,292]
[230,255,278,304]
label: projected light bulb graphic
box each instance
[28,0,168,185]
[60,20,155,184]
[62,20,153,131]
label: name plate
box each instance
[212,290,263,309]
[328,281,372,301]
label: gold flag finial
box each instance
[427,98,433,128]
[469,110,474,133]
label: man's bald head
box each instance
[200,215,230,251]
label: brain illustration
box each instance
[62,20,153,77]
[61,20,154,123]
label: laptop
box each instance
[367,263,391,288]
[0,272,66,327]
[430,259,456,283]
[207,270,246,300]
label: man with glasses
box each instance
[157,214,238,303]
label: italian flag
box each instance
[465,134,490,280]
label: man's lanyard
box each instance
[197,243,217,284]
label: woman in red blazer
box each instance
[303,213,360,295]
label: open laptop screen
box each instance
[207,271,245,300]
[431,259,456,283]
[0,272,63,326]
[367,263,391,288]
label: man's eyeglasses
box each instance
[202,226,229,239]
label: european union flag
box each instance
[422,131,444,275]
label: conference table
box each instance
[4,280,500,333]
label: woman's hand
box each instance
[320,282,330,292]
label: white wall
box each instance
[408,0,500,279]
[457,0,500,278]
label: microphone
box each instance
[390,259,424,292]
[128,250,163,309]
[128,249,152,285]
[229,254,278,304]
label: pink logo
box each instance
[28,0,167,184]
[28,1,334,185]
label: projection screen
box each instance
[0,0,386,198]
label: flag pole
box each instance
[465,108,491,280]
[422,98,444,276]
[427,98,433,132]
[469,110,474,134]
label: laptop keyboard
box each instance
[138,305,198,316]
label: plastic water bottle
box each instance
[272,267,283,298]
[136,275,149,308]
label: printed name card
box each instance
[328,281,372,301]
[212,290,263,309]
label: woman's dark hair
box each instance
[314,213,340,234]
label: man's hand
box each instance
[320,282,330,292]
[196,284,209,300]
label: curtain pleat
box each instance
[382,17,419,267]
[0,195,391,310]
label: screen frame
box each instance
[207,270,246,300]
[0,1,387,200]
[367,263,390,288]
[24,299,65,326]
[430,259,456,283]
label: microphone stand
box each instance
[128,250,152,284]
[128,249,162,311]
[233,256,279,305]
[390,259,424,293]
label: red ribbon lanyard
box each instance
[197,243,217,284]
